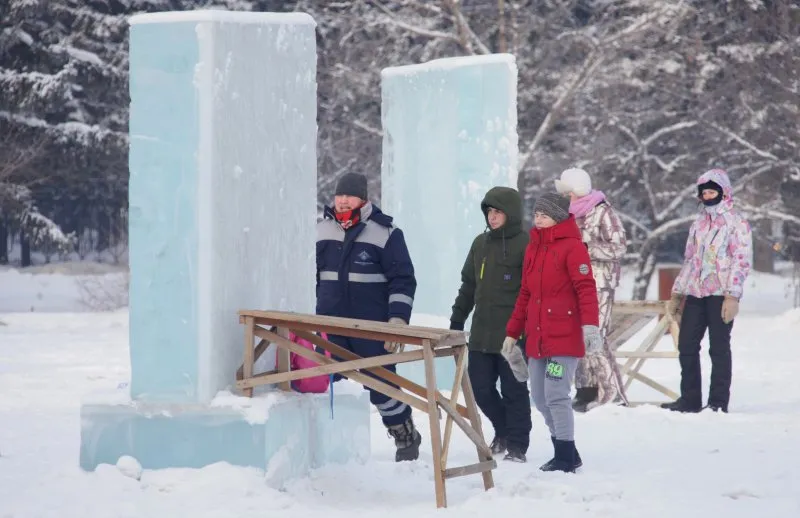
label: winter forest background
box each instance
[1,0,799,301]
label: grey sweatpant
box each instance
[529,356,578,441]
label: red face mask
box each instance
[335,206,362,229]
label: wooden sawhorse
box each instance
[235,310,495,508]
[609,300,681,405]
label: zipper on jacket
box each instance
[698,227,722,264]
[708,227,722,249]
[528,245,544,358]
[480,257,486,280]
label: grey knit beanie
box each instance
[534,192,570,223]
[335,173,368,200]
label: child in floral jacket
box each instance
[662,169,753,413]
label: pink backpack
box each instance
[276,332,332,393]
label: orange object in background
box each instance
[658,265,682,301]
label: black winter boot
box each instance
[503,444,527,463]
[540,439,577,473]
[490,436,507,455]
[572,387,599,413]
[386,418,422,462]
[660,398,702,413]
[539,436,582,471]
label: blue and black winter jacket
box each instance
[316,203,417,324]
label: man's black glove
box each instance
[449,320,464,331]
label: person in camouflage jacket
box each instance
[555,168,629,412]
[449,186,532,463]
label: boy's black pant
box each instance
[678,295,734,409]
[468,350,532,452]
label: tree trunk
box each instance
[0,221,7,264]
[793,261,800,309]
[753,220,775,273]
[20,231,31,267]
[632,248,656,300]
[497,0,506,52]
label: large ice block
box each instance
[79,386,371,487]
[80,10,370,480]
[381,55,519,388]
[380,55,519,318]
[127,10,318,403]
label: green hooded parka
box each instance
[450,187,529,353]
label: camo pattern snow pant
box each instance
[574,288,628,406]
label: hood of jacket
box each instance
[697,168,735,213]
[480,186,523,239]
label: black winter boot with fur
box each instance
[386,418,422,462]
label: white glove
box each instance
[582,325,602,354]
[501,336,517,356]
[384,317,407,353]
[501,337,528,383]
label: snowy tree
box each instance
[1,0,795,280]
[0,0,132,264]
[0,120,75,263]
[295,0,690,214]
[1,0,299,263]
[512,0,798,297]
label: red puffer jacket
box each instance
[506,215,599,359]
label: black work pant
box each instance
[328,334,412,427]
[468,350,532,452]
[678,295,734,409]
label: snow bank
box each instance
[0,264,128,313]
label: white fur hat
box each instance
[554,168,592,197]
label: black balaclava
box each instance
[698,180,723,207]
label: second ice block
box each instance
[380,55,519,318]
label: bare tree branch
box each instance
[517,2,694,183]
[739,204,800,226]
[517,50,605,178]
[353,119,384,137]
[440,0,492,54]
[367,0,461,43]
[641,121,699,148]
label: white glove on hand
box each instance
[384,317,407,353]
[582,325,602,355]
[501,336,528,383]
[501,336,517,356]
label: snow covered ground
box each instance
[1,265,799,517]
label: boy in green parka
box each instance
[449,186,533,462]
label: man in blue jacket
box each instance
[316,173,420,461]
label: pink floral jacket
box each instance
[672,169,753,299]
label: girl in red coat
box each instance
[503,193,601,473]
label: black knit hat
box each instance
[335,173,368,200]
[534,192,571,223]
